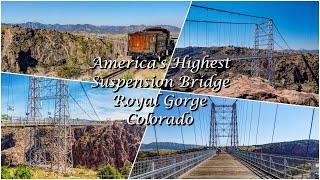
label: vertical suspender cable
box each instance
[193,112,198,147]
[242,101,248,146]
[153,126,160,156]
[240,101,245,146]
[178,106,186,150]
[306,108,315,157]
[206,8,208,47]
[199,105,204,146]
[247,103,254,147]
[184,22,186,48]
[197,96,204,146]
[238,101,243,146]
[189,95,198,147]
[271,104,278,143]
[203,107,209,147]
[255,102,262,145]
[189,19,191,47]
[7,75,10,116]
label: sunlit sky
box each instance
[178,1,319,50]
[143,91,319,146]
[1,73,158,121]
[2,1,190,27]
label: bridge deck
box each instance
[181,152,259,179]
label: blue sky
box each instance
[178,1,319,50]
[1,73,158,121]
[143,91,319,146]
[1,1,190,26]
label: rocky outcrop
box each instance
[1,122,145,170]
[1,128,25,165]
[72,123,144,169]
[200,76,319,106]
[167,47,319,106]
[1,25,112,78]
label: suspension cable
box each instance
[178,105,186,150]
[255,102,262,145]
[271,104,279,143]
[189,95,198,147]
[273,22,292,51]
[199,103,204,146]
[242,101,249,145]
[247,103,254,147]
[153,126,160,156]
[306,108,315,157]
[80,82,101,121]
[191,4,270,20]
[69,94,94,120]
[238,101,243,146]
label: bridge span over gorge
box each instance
[130,98,318,179]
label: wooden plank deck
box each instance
[181,152,259,179]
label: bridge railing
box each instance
[1,117,113,126]
[228,149,319,179]
[130,149,215,179]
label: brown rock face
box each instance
[1,122,145,170]
[72,123,145,169]
[167,47,319,106]
[1,25,112,78]
[1,128,25,165]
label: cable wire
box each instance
[271,104,279,143]
[80,82,101,121]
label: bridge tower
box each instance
[230,103,239,148]
[251,24,260,77]
[267,19,275,84]
[252,19,275,84]
[25,77,49,167]
[210,102,238,149]
[25,76,73,172]
[209,103,217,148]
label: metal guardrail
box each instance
[130,150,215,179]
[1,117,113,126]
[228,149,319,179]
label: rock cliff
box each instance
[166,47,319,106]
[1,122,145,170]
[1,25,112,78]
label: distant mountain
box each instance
[253,140,319,158]
[296,49,319,55]
[141,142,202,151]
[3,22,181,36]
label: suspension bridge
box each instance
[178,4,318,86]
[2,73,122,172]
[130,94,319,179]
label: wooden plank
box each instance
[181,152,259,179]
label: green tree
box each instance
[2,114,9,121]
[1,166,12,179]
[120,161,131,178]
[97,164,122,179]
[13,166,32,179]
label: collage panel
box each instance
[1,72,158,178]
[1,1,190,81]
[132,91,319,179]
[165,1,319,107]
